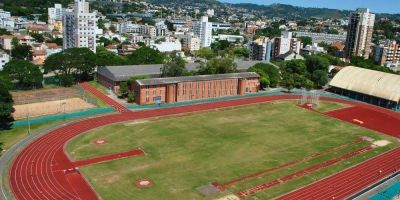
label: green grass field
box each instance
[66,101,398,200]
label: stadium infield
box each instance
[65,101,398,200]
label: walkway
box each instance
[79,82,129,113]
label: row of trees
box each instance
[0,75,14,130]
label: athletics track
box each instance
[8,83,400,200]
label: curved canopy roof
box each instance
[329,66,400,102]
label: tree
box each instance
[232,48,249,58]
[96,46,126,66]
[327,28,339,34]
[30,33,45,43]
[311,70,328,88]
[305,55,329,73]
[281,73,295,92]
[260,75,270,89]
[300,36,312,47]
[248,63,280,87]
[118,82,129,98]
[197,58,238,75]
[43,48,97,86]
[2,60,43,89]
[109,25,116,33]
[127,47,165,65]
[0,77,14,130]
[0,28,11,35]
[196,48,215,60]
[161,55,187,77]
[128,75,149,86]
[97,37,112,47]
[211,40,231,52]
[11,44,32,60]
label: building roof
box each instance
[329,66,400,102]
[97,61,264,82]
[136,72,260,86]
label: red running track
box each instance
[8,94,400,200]
[80,82,129,113]
[72,149,144,167]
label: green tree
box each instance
[260,75,270,89]
[30,33,45,43]
[311,70,328,88]
[0,28,11,35]
[211,40,231,52]
[161,55,187,77]
[11,44,32,60]
[281,73,295,92]
[127,92,134,103]
[96,46,126,66]
[127,47,165,65]
[2,60,43,89]
[248,63,280,87]
[197,58,238,75]
[196,48,215,60]
[327,28,339,34]
[128,75,149,86]
[43,48,97,86]
[97,37,112,47]
[232,48,249,58]
[118,82,129,98]
[305,55,329,73]
[109,25,116,33]
[300,36,312,47]
[0,77,14,130]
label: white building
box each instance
[177,32,200,51]
[212,22,231,31]
[212,34,244,43]
[63,0,97,52]
[48,4,63,24]
[301,43,326,55]
[0,50,10,70]
[0,9,11,19]
[193,16,212,47]
[151,41,182,52]
[0,9,13,31]
[119,21,140,34]
[206,9,215,17]
[273,31,302,58]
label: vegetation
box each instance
[350,56,395,73]
[197,58,238,75]
[255,22,282,38]
[299,36,312,47]
[11,44,32,60]
[66,101,397,200]
[96,47,126,66]
[247,63,280,87]
[161,55,187,77]
[196,48,215,60]
[2,60,43,89]
[127,47,165,65]
[43,48,97,86]
[0,76,14,130]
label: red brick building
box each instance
[133,72,260,105]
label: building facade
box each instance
[294,31,347,44]
[0,50,10,70]
[48,4,63,24]
[193,16,212,47]
[133,73,260,105]
[344,8,375,59]
[272,31,301,58]
[249,37,272,63]
[373,40,400,67]
[63,0,97,52]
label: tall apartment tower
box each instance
[272,31,302,58]
[249,37,272,63]
[193,16,212,47]
[63,0,97,52]
[344,8,375,59]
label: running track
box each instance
[8,86,400,200]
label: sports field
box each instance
[66,101,398,199]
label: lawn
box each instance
[66,101,398,200]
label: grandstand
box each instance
[329,66,400,111]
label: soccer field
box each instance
[66,101,398,200]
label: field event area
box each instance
[66,101,398,200]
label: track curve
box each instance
[8,94,400,200]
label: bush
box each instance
[127,92,134,103]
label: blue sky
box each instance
[219,0,400,14]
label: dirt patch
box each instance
[13,97,95,119]
[135,179,154,189]
[12,87,81,104]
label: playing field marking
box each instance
[215,138,365,189]
[236,145,373,197]
[72,149,144,167]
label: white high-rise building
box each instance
[193,16,212,48]
[48,4,63,24]
[63,0,97,52]
[344,8,375,59]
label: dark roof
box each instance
[136,72,260,86]
[97,61,264,82]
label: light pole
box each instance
[61,102,66,121]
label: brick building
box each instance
[133,72,260,105]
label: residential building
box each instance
[0,35,13,50]
[373,40,400,67]
[177,32,200,51]
[301,43,327,56]
[151,41,182,52]
[133,72,260,105]
[0,50,10,70]
[48,4,64,24]
[193,16,212,47]
[249,37,273,63]
[0,9,13,31]
[272,31,301,58]
[278,51,305,61]
[344,8,375,59]
[212,22,231,31]
[63,0,97,52]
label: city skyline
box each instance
[220,0,400,14]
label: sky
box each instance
[219,0,400,14]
